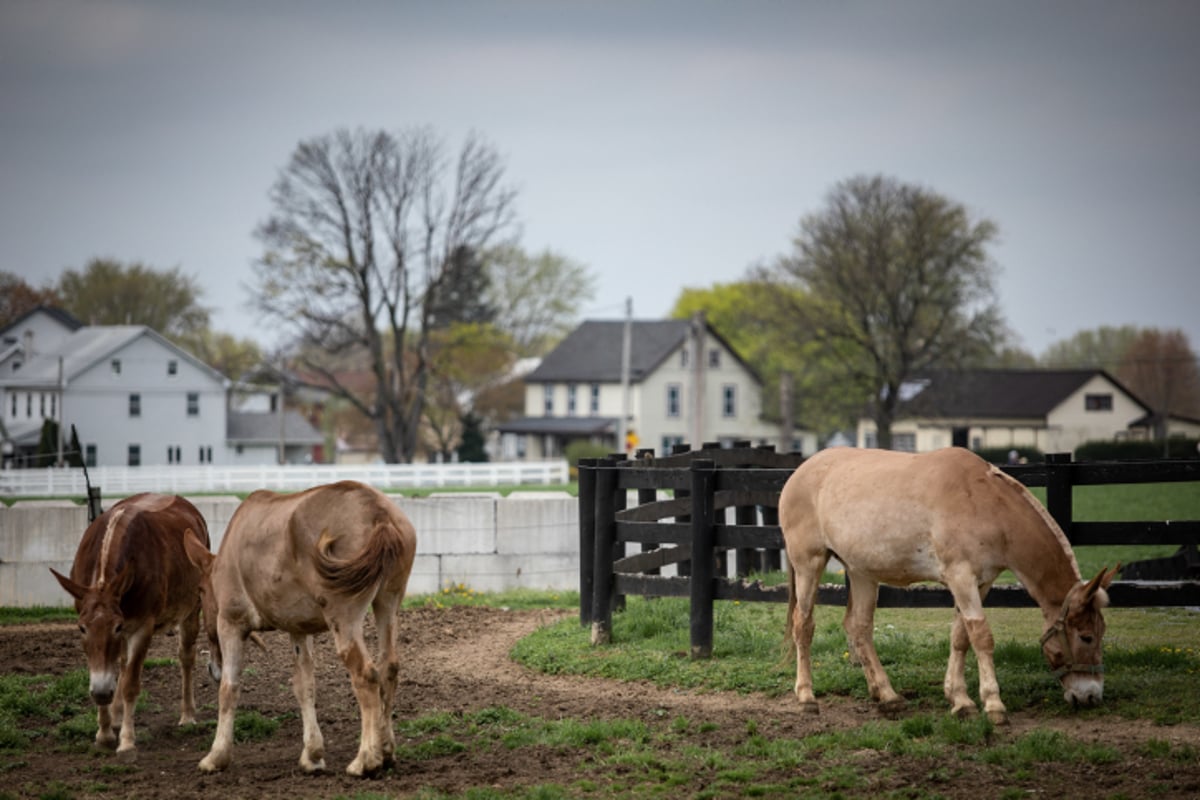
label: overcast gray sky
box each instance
[3,0,1197,359]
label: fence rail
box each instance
[579,445,1200,658]
[0,460,570,497]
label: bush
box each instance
[563,440,614,467]
[1074,439,1200,461]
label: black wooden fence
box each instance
[578,445,1200,659]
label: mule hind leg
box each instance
[199,619,246,772]
[372,592,402,766]
[177,610,201,725]
[843,570,905,714]
[786,547,828,713]
[291,633,326,772]
[330,613,387,776]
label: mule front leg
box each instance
[178,610,201,725]
[116,627,152,753]
[199,622,245,772]
[943,612,976,717]
[291,634,326,772]
[844,572,904,714]
[94,698,118,749]
[332,623,385,776]
[944,573,1006,724]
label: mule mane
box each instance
[94,508,127,589]
[988,465,1081,581]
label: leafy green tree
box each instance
[485,244,596,356]
[56,258,210,339]
[1039,325,1141,370]
[759,174,1004,449]
[0,272,61,329]
[250,127,518,463]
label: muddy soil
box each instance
[2,606,1198,799]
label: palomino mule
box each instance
[779,447,1117,724]
[50,493,210,752]
[184,480,416,776]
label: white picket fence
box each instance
[0,460,570,497]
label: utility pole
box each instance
[689,310,706,448]
[618,297,632,453]
[277,360,287,465]
[56,356,65,467]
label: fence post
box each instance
[578,458,597,626]
[590,457,618,646]
[690,458,717,659]
[1045,452,1075,543]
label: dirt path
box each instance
[2,606,1198,799]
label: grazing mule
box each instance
[779,447,1118,724]
[50,493,210,752]
[183,480,416,776]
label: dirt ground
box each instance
[3,606,1199,799]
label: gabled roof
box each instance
[1,325,228,387]
[527,319,761,384]
[227,410,324,445]
[496,416,619,436]
[0,305,84,338]
[897,369,1150,419]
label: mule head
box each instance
[182,529,222,683]
[1040,564,1119,707]
[49,563,135,707]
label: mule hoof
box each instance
[95,732,117,750]
[878,698,907,717]
[198,754,228,773]
[347,753,384,777]
[178,714,196,726]
[798,700,820,715]
[299,755,326,773]
[986,709,1009,726]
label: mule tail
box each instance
[780,560,799,665]
[314,518,408,596]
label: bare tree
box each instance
[251,127,517,462]
[1117,329,1200,447]
[761,175,1004,449]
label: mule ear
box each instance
[183,528,214,572]
[1082,565,1118,602]
[50,567,86,601]
[1102,563,1121,589]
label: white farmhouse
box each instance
[497,315,817,459]
[0,307,321,467]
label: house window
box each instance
[198,445,213,463]
[128,444,141,466]
[680,348,689,368]
[589,384,600,414]
[129,393,141,417]
[187,392,199,416]
[167,445,181,464]
[168,360,178,376]
[722,384,736,417]
[111,358,121,375]
[661,435,684,456]
[1085,393,1113,411]
[235,444,244,455]
[49,395,55,417]
[567,384,577,416]
[9,394,15,417]
[85,444,96,467]
[666,383,681,417]
[893,433,917,452]
[26,393,32,417]
[543,385,554,415]
[516,435,527,459]
[39,394,45,417]
[708,349,721,368]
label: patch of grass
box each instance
[974,728,1121,768]
[514,597,1200,723]
[0,607,77,626]
[404,586,578,611]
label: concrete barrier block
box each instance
[400,496,496,555]
[1,502,87,563]
[405,554,442,596]
[0,560,75,608]
[495,494,578,555]
[439,553,578,593]
[183,496,242,551]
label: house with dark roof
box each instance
[498,315,817,460]
[854,368,1153,454]
[1,306,321,467]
